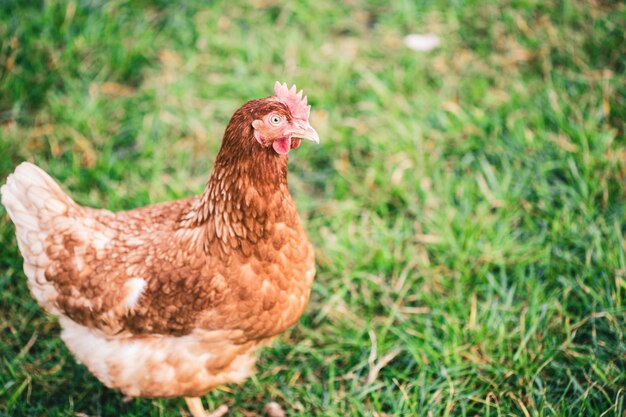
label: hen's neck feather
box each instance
[180,100,296,254]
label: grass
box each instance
[1,0,625,415]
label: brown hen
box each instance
[1,82,319,417]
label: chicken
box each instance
[0,82,319,417]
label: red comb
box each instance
[274,82,311,120]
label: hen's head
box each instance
[246,82,319,155]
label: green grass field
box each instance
[1,1,625,416]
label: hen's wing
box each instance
[1,162,221,336]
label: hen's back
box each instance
[1,162,210,335]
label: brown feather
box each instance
[1,95,316,397]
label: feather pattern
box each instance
[1,88,316,399]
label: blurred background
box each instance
[1,1,625,416]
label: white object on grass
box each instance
[403,33,441,52]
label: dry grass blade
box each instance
[366,331,401,385]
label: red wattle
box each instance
[272,137,292,155]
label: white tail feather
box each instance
[1,162,75,314]
[1,162,75,223]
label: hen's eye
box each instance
[269,114,282,125]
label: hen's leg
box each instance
[184,397,229,417]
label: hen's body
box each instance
[1,88,317,408]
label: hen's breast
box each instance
[202,217,316,340]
